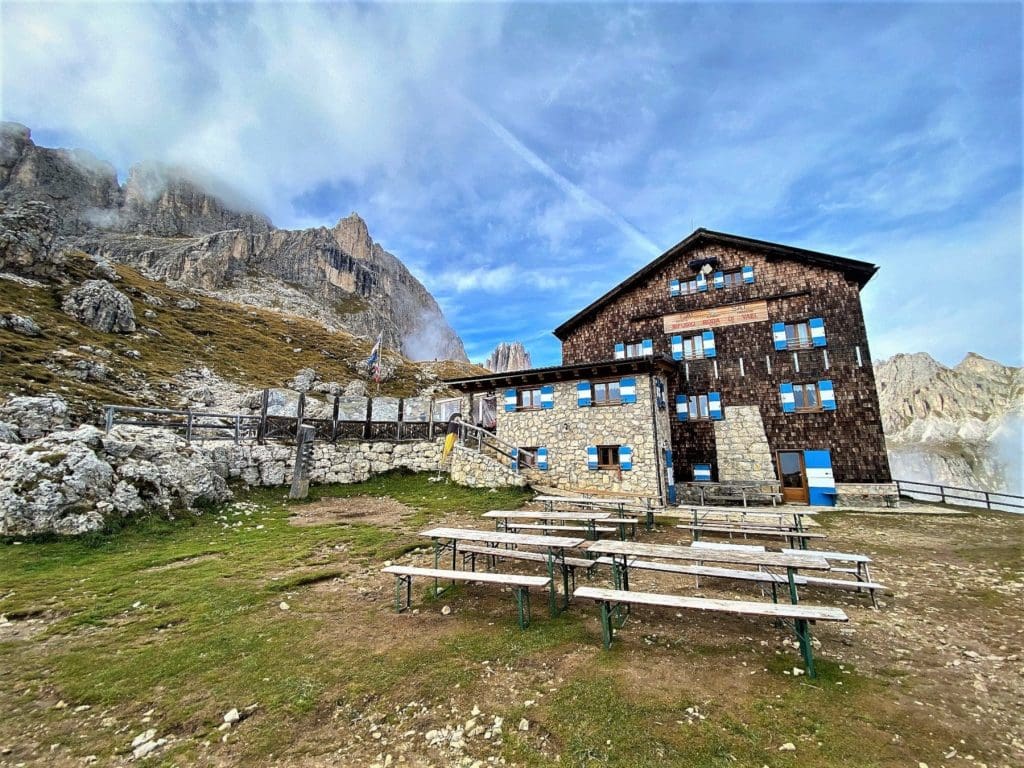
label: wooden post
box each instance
[257,388,269,445]
[331,396,340,443]
[296,392,306,438]
[363,397,373,440]
[397,398,404,441]
[288,425,316,500]
[427,398,435,440]
[234,414,240,445]
[185,410,194,444]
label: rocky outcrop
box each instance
[0,313,42,336]
[0,424,231,536]
[61,279,137,333]
[0,200,64,278]
[876,352,1024,493]
[484,342,532,373]
[0,394,71,441]
[0,123,468,361]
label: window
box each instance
[624,341,645,357]
[681,333,704,360]
[597,445,620,468]
[517,388,542,409]
[721,270,744,288]
[793,382,821,412]
[785,321,813,349]
[689,394,711,420]
[677,277,700,295]
[517,447,538,469]
[592,380,621,405]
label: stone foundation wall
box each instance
[448,445,528,489]
[713,405,776,481]
[834,482,900,508]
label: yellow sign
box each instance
[663,300,769,334]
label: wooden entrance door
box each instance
[777,451,809,504]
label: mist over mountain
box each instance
[0,122,467,362]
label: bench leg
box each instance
[599,601,614,649]
[394,575,412,612]
[794,618,816,678]
[514,587,531,629]
[787,568,800,605]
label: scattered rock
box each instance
[518,718,529,732]
[779,742,796,751]
[279,601,290,611]
[61,279,136,333]
[441,605,452,616]
[175,298,199,310]
[223,708,240,724]
[0,313,42,336]
[290,368,317,393]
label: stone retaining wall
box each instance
[200,439,445,487]
[834,482,900,508]
[448,445,528,489]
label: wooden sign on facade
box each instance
[662,299,769,334]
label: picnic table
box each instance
[419,527,585,616]
[587,539,831,606]
[483,510,637,540]
[682,482,782,507]
[664,505,819,548]
[534,494,654,529]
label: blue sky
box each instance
[2,2,1021,368]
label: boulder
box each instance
[61,279,136,333]
[0,394,70,440]
[290,368,317,393]
[0,200,65,279]
[0,424,231,536]
[0,313,42,336]
[0,421,20,444]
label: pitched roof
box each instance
[553,228,879,340]
[444,355,677,393]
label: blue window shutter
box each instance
[772,322,787,351]
[694,463,712,482]
[619,445,633,471]
[614,342,625,360]
[819,380,836,411]
[510,447,518,469]
[586,445,598,470]
[708,392,723,420]
[810,317,827,347]
[577,381,592,407]
[780,382,795,413]
[742,265,755,284]
[540,384,555,409]
[713,271,725,289]
[671,335,683,360]
[696,272,708,292]
[504,388,517,412]
[670,279,680,297]
[675,394,689,421]
[536,447,548,470]
[702,330,716,358]
[642,338,653,356]
[620,376,637,404]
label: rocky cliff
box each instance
[484,341,533,372]
[0,122,467,361]
[875,352,1023,494]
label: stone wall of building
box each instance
[713,405,775,481]
[448,444,528,489]
[495,377,667,502]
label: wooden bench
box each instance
[460,544,597,592]
[781,549,884,606]
[677,523,826,548]
[573,585,848,677]
[506,522,618,537]
[381,565,550,629]
[595,556,808,599]
[690,541,766,552]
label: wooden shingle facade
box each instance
[553,229,892,499]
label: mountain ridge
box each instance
[0,122,467,362]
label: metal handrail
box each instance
[894,478,1023,511]
[452,417,535,473]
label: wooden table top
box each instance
[484,510,615,521]
[419,527,586,549]
[666,505,820,516]
[586,540,831,570]
[533,495,637,506]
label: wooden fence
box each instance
[895,478,1023,512]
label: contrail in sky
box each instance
[456,93,662,257]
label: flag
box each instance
[366,332,383,382]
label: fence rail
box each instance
[895,478,1023,512]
